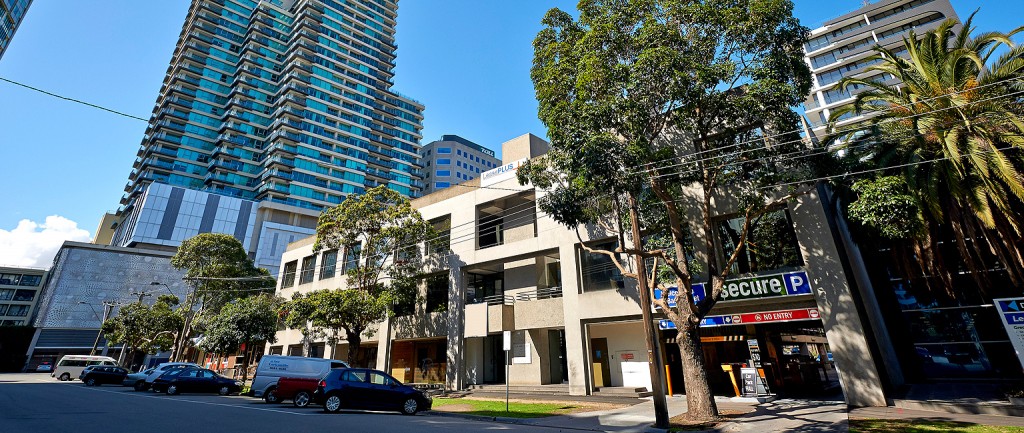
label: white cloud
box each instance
[0,216,92,269]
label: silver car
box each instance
[137,362,199,391]
[123,368,155,390]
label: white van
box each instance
[52,355,118,381]
[251,355,348,403]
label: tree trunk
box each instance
[302,330,312,358]
[240,345,250,384]
[677,323,719,421]
[346,330,362,367]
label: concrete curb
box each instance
[425,410,663,432]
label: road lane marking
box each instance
[66,383,315,416]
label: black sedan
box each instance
[152,367,242,396]
[314,368,432,415]
[79,365,128,386]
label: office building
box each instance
[802,0,959,138]
[0,266,46,327]
[0,0,31,60]
[268,133,891,407]
[24,242,190,370]
[420,135,501,193]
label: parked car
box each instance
[251,355,348,402]
[313,368,432,415]
[123,368,155,389]
[152,367,242,396]
[51,355,118,381]
[35,361,53,373]
[79,365,128,386]
[265,377,319,407]
[139,362,198,391]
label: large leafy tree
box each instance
[198,293,281,383]
[524,0,812,422]
[828,15,1024,293]
[102,294,183,369]
[313,186,435,366]
[170,233,274,361]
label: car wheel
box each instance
[293,391,311,408]
[59,373,70,381]
[263,387,279,403]
[85,377,96,386]
[166,384,179,395]
[401,398,419,415]
[218,386,231,396]
[323,394,342,413]
[134,381,147,392]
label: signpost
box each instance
[503,330,511,413]
[654,271,813,308]
[994,298,1024,371]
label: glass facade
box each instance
[0,0,32,60]
[122,0,425,218]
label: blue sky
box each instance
[0,0,1021,267]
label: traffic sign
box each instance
[658,308,820,330]
[994,298,1024,371]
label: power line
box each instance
[0,76,149,122]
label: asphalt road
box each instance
[0,373,558,433]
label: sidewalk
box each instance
[850,406,1024,428]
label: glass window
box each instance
[581,240,626,292]
[342,243,361,273]
[369,372,392,385]
[0,274,20,285]
[435,170,451,177]
[299,255,316,284]
[426,274,449,312]
[18,275,41,286]
[7,305,28,316]
[13,290,35,302]
[282,261,297,287]
[320,250,338,280]
[0,305,7,315]
[437,158,451,165]
[436,147,452,154]
[716,208,803,275]
[434,182,450,189]
[342,370,367,382]
[0,290,12,301]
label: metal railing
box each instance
[514,286,564,301]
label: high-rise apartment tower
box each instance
[121,0,424,215]
[420,135,501,194]
[0,0,32,60]
[802,0,958,138]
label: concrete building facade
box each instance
[24,242,190,370]
[269,133,891,407]
[0,266,47,327]
[802,0,959,138]
[420,135,501,194]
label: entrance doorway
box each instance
[548,329,568,383]
[483,334,506,384]
[663,320,838,397]
[591,338,611,387]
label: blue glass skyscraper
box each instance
[121,0,425,214]
[0,0,32,60]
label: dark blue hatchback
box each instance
[314,368,432,415]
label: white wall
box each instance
[588,321,652,390]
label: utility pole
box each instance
[627,193,670,429]
[90,301,120,356]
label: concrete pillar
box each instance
[790,190,888,407]
[376,317,391,372]
[446,263,466,391]
[558,244,590,395]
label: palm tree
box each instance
[827,14,1024,293]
